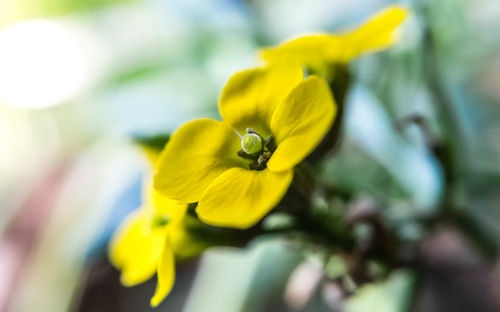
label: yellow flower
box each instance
[154,64,336,229]
[110,148,204,307]
[260,6,409,77]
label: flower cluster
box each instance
[109,147,207,306]
[109,5,408,307]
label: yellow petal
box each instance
[341,5,409,60]
[109,210,166,286]
[154,193,187,224]
[154,118,243,203]
[219,64,304,134]
[196,167,293,229]
[260,6,408,69]
[150,239,176,307]
[143,179,188,222]
[260,34,338,77]
[267,76,336,172]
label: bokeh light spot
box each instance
[0,19,85,109]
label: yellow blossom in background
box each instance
[109,184,181,306]
[109,149,205,307]
[154,64,336,229]
[260,5,409,78]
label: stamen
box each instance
[237,129,275,170]
[264,136,277,152]
[238,149,257,160]
[233,129,243,139]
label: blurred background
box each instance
[1,0,500,311]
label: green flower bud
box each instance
[241,133,263,154]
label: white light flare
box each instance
[0,19,86,109]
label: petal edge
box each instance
[268,76,336,172]
[154,119,241,203]
[196,167,293,229]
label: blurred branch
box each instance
[420,4,499,257]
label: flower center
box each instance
[241,133,262,154]
[151,214,171,229]
[237,128,276,170]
